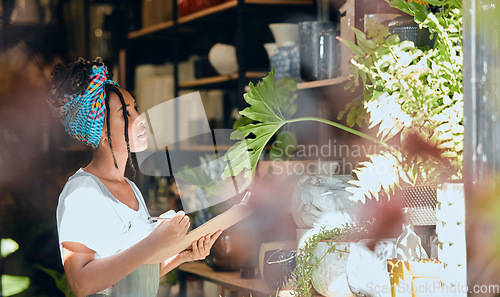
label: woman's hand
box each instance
[179,230,223,262]
[150,211,190,251]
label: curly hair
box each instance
[49,57,112,107]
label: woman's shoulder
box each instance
[59,169,105,202]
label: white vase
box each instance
[311,241,354,297]
[263,42,278,60]
[208,43,238,76]
[269,23,300,81]
[269,23,299,47]
[291,175,355,230]
[346,239,396,297]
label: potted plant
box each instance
[293,225,368,297]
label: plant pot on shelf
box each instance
[259,240,297,290]
[388,14,434,48]
[292,173,356,244]
[205,228,250,271]
[269,23,301,81]
[311,240,354,297]
[346,239,397,297]
[208,43,238,76]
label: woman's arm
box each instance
[159,230,222,277]
[62,213,190,297]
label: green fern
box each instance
[339,0,463,199]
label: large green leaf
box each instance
[222,70,292,179]
[2,275,30,297]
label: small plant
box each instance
[292,225,368,297]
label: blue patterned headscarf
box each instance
[49,65,119,149]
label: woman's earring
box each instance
[101,137,107,147]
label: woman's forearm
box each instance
[159,254,185,277]
[64,235,161,297]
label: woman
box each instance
[48,58,222,297]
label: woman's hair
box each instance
[49,57,110,106]
[50,57,136,177]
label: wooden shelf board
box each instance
[178,74,238,88]
[178,262,276,295]
[297,76,350,90]
[127,20,174,39]
[178,1,238,24]
[178,71,267,89]
[128,0,313,39]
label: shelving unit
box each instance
[128,0,314,40]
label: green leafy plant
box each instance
[1,238,30,297]
[292,225,368,297]
[222,70,387,181]
[338,0,463,201]
[232,77,299,162]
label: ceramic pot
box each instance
[259,241,297,290]
[269,23,299,47]
[311,241,354,297]
[292,175,355,230]
[346,239,397,297]
[388,14,434,47]
[208,43,238,76]
[205,229,248,271]
[269,23,300,81]
[270,46,300,81]
[263,43,278,60]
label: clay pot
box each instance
[205,229,250,271]
[208,43,238,76]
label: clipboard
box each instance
[147,192,253,264]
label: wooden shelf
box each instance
[178,262,276,296]
[128,0,313,39]
[178,71,267,89]
[127,20,174,39]
[297,76,350,90]
[178,1,238,24]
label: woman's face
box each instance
[104,87,148,153]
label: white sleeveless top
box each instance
[56,168,159,297]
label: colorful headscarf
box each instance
[49,65,119,149]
